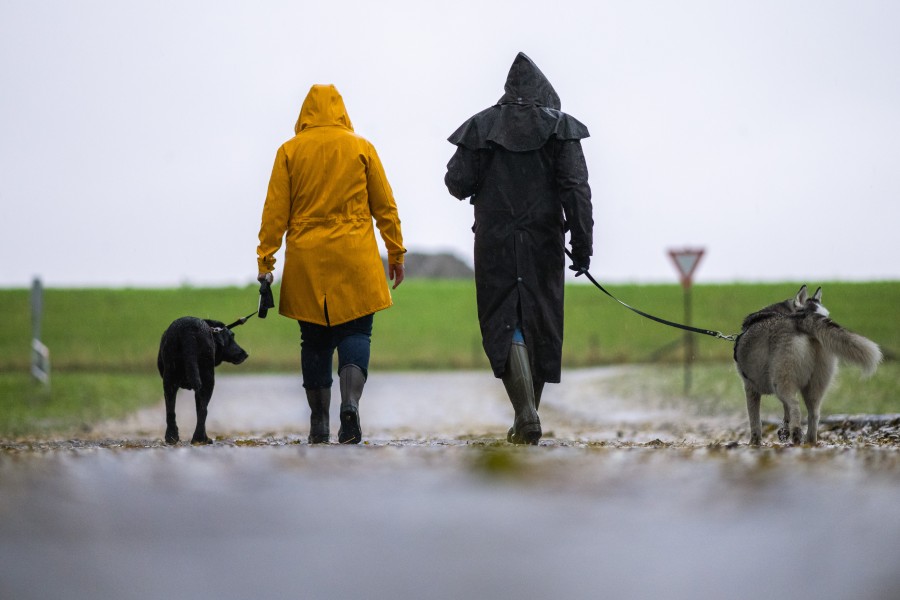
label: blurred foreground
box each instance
[2,370,899,599]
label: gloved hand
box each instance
[568,255,590,277]
[257,272,274,284]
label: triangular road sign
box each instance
[668,248,705,288]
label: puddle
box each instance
[2,372,899,600]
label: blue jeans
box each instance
[298,314,373,389]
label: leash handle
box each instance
[227,279,277,329]
[564,249,737,342]
[258,278,275,319]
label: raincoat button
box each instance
[517,277,523,282]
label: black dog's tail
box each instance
[182,335,203,391]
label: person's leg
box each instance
[503,327,541,445]
[299,320,336,444]
[334,314,373,444]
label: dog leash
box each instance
[226,279,276,330]
[226,311,257,330]
[565,249,737,342]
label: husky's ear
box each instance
[812,287,823,302]
[794,284,808,308]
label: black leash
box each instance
[565,249,737,342]
[226,279,276,330]
[226,311,257,330]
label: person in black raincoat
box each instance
[444,52,593,445]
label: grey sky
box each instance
[2,0,898,287]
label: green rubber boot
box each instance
[502,342,541,445]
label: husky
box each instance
[733,285,882,446]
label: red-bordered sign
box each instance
[668,248,705,289]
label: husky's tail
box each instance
[798,314,883,377]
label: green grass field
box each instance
[598,362,900,418]
[1,280,897,436]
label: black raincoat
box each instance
[444,53,593,383]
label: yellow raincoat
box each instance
[257,84,405,326]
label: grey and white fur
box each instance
[733,285,882,446]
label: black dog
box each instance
[157,317,248,444]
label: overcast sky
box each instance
[2,0,898,288]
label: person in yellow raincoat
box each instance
[256,84,406,444]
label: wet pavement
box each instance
[2,369,900,599]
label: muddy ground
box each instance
[2,369,900,599]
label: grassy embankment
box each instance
[1,281,897,436]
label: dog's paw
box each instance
[777,426,790,443]
[749,433,762,446]
[191,436,213,445]
[165,429,180,445]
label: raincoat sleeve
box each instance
[256,146,291,274]
[556,140,593,260]
[444,145,480,201]
[365,144,406,265]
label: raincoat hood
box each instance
[498,52,561,109]
[295,84,354,134]
[447,52,588,152]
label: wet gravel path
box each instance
[2,369,900,599]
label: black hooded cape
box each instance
[444,53,594,383]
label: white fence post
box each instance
[31,277,50,385]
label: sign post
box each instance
[31,277,50,385]
[668,248,705,395]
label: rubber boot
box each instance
[508,379,546,443]
[502,342,541,445]
[306,387,330,444]
[338,364,365,444]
